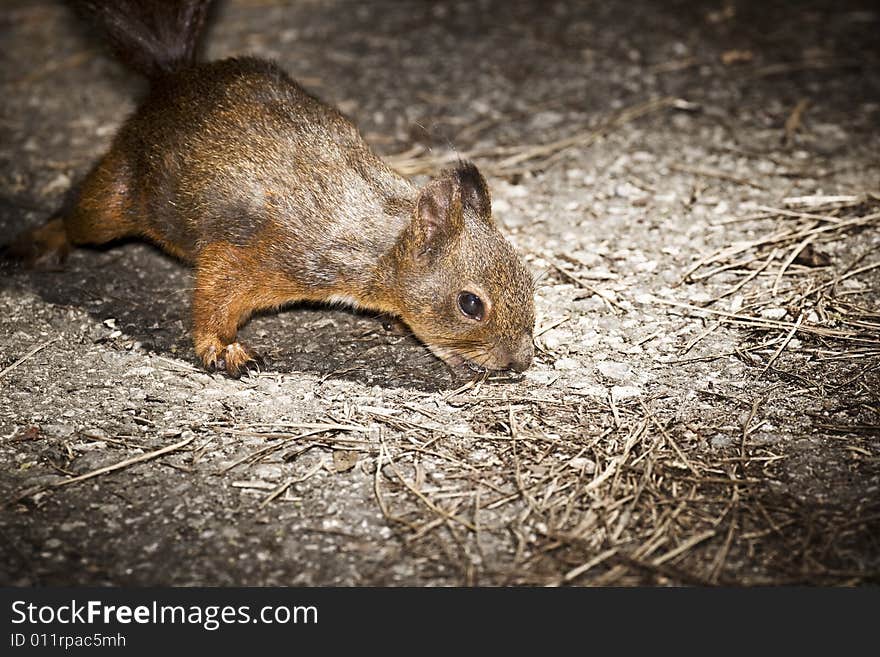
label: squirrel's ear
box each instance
[412,177,464,261]
[454,161,492,222]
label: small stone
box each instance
[596,360,632,381]
[220,526,240,540]
[41,173,71,196]
[25,474,67,488]
[124,366,155,378]
[540,330,565,351]
[332,450,359,473]
[493,198,511,214]
[689,291,714,304]
[525,370,558,385]
[497,180,529,198]
[714,200,730,215]
[611,385,641,402]
[43,424,75,438]
[252,464,283,481]
[760,307,788,320]
[568,457,596,474]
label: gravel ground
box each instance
[1,0,878,585]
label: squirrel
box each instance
[6,0,535,378]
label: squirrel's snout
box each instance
[504,335,534,373]
[508,356,531,373]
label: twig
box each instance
[654,297,880,345]
[772,234,815,295]
[510,406,542,519]
[558,548,619,584]
[217,427,336,474]
[257,460,324,509]
[652,529,717,566]
[759,312,804,378]
[379,432,476,531]
[680,211,880,283]
[9,435,196,505]
[792,261,880,304]
[670,163,767,190]
[783,194,864,207]
[386,96,684,176]
[552,263,627,312]
[534,316,570,339]
[782,99,809,145]
[0,337,61,381]
[639,400,702,478]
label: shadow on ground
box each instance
[2,241,464,392]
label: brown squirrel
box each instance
[7,0,535,378]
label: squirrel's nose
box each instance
[506,335,534,372]
[508,356,531,373]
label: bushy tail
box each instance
[70,0,214,78]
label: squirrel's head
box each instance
[389,162,535,373]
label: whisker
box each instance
[533,267,553,288]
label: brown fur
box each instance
[6,2,535,378]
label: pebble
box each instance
[596,360,632,381]
[252,464,284,481]
[760,307,788,320]
[611,385,641,401]
[60,521,87,532]
[124,366,156,378]
[540,329,565,351]
[43,424,75,438]
[493,198,512,214]
[41,173,70,195]
[710,434,734,448]
[568,457,597,474]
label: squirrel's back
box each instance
[72,1,414,264]
[121,57,415,270]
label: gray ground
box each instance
[1,0,878,586]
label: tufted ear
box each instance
[411,176,464,262]
[453,161,492,222]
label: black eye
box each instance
[457,292,484,321]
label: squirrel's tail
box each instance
[70,0,214,78]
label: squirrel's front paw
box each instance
[201,341,265,379]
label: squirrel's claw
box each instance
[200,342,264,378]
[235,351,266,379]
[222,342,263,379]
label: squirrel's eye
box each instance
[457,292,484,321]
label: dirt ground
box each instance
[1,0,878,586]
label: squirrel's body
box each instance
[9,1,535,377]
[120,57,415,271]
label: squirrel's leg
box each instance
[5,150,138,269]
[4,215,70,270]
[192,242,296,378]
[63,151,137,247]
